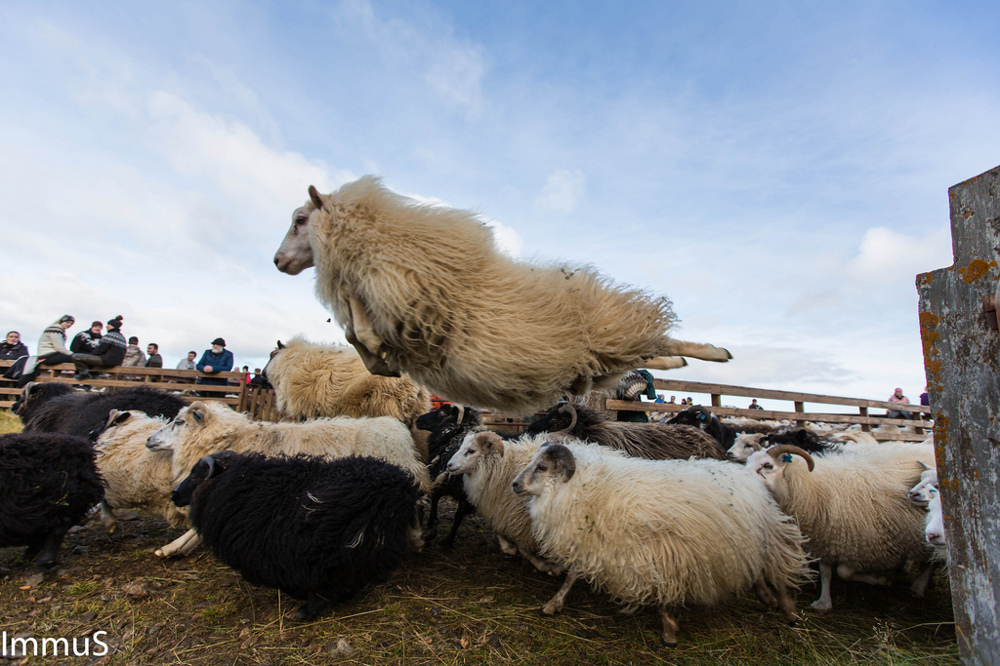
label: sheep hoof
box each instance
[659,639,677,649]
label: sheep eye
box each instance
[536,464,548,472]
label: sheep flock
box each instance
[1,177,953,652]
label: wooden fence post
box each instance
[917,164,1000,664]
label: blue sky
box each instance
[2,1,998,409]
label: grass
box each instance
[0,408,21,434]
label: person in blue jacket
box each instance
[196,337,234,390]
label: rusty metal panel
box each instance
[917,164,1000,665]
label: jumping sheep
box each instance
[14,382,186,437]
[0,433,104,569]
[745,441,935,611]
[511,442,812,647]
[91,410,188,535]
[172,451,418,620]
[146,401,432,558]
[274,176,731,416]
[526,403,727,460]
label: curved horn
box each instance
[198,454,217,479]
[454,404,465,425]
[308,185,324,210]
[556,403,578,434]
[767,445,815,472]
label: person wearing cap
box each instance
[196,337,235,389]
[71,320,104,354]
[887,387,911,420]
[37,315,76,366]
[73,316,127,379]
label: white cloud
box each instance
[536,168,587,214]
[846,226,953,283]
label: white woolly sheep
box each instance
[262,336,431,430]
[274,176,731,415]
[746,441,935,611]
[725,428,874,464]
[924,495,948,562]
[511,442,812,647]
[93,409,188,534]
[907,462,938,507]
[146,401,432,557]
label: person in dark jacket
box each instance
[73,316,127,379]
[196,337,235,389]
[0,331,29,361]
[70,321,104,354]
[145,343,163,368]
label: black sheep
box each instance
[0,433,104,569]
[667,405,781,449]
[527,403,727,460]
[415,403,482,547]
[15,383,186,437]
[172,451,418,620]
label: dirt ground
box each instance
[0,498,959,666]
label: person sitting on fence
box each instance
[0,331,28,361]
[176,351,197,371]
[196,338,235,391]
[123,336,146,367]
[37,315,76,367]
[73,316,127,380]
[887,387,912,420]
[70,321,103,354]
[249,368,271,389]
[919,385,931,419]
[145,343,163,368]
[748,399,763,410]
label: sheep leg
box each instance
[660,339,732,363]
[154,528,202,558]
[773,583,801,623]
[440,497,475,549]
[346,295,399,377]
[99,501,118,534]
[911,561,935,599]
[541,567,579,616]
[424,492,442,543]
[810,561,834,612]
[644,356,688,370]
[836,564,889,587]
[496,534,519,556]
[657,606,680,648]
[753,580,779,609]
[33,524,71,569]
[294,593,331,621]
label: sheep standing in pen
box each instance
[666,405,783,450]
[91,410,188,535]
[414,403,485,547]
[526,403,727,460]
[745,441,936,611]
[725,428,876,464]
[511,442,812,647]
[1,433,104,569]
[273,176,731,416]
[172,451,418,621]
[146,401,432,558]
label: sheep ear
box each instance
[112,410,131,426]
[188,403,207,424]
[917,460,930,470]
[474,431,504,455]
[277,340,285,349]
[308,185,324,209]
[547,444,576,482]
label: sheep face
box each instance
[511,443,575,496]
[90,409,132,442]
[727,433,764,463]
[907,465,938,507]
[416,404,465,432]
[446,431,504,475]
[171,451,234,507]
[147,402,210,452]
[925,495,946,547]
[273,190,322,275]
[746,446,815,493]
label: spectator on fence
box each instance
[887,387,912,420]
[176,351,197,371]
[919,385,931,419]
[748,399,763,410]
[242,365,251,383]
[1,331,28,361]
[123,336,146,367]
[669,395,676,404]
[145,343,163,368]
[249,368,270,388]
[196,337,235,391]
[70,321,103,354]
[73,316,126,379]
[38,315,76,367]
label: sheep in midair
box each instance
[172,451,418,621]
[526,403,727,460]
[262,337,431,429]
[746,441,935,611]
[511,442,812,647]
[146,401,432,558]
[1,433,105,569]
[273,176,731,416]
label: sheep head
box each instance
[90,409,132,442]
[746,445,815,493]
[147,401,210,452]
[726,433,764,463]
[274,191,319,275]
[512,442,576,496]
[171,450,237,507]
[446,431,504,475]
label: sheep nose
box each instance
[511,480,523,494]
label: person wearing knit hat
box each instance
[887,387,912,420]
[35,315,76,368]
[196,337,235,390]
[72,316,127,379]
